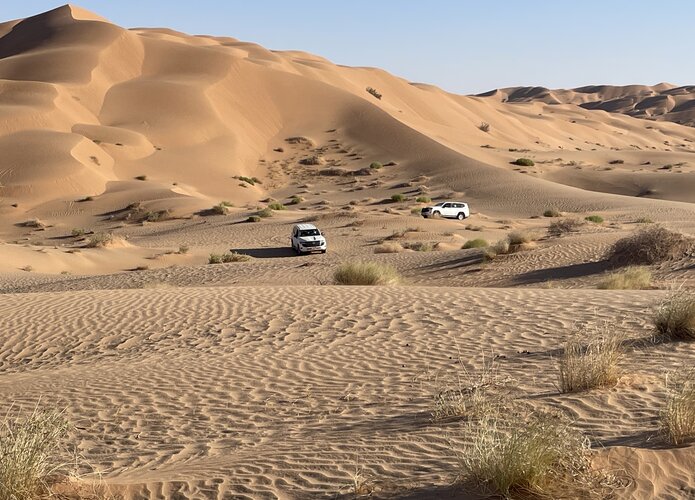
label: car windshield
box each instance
[433,202,444,207]
[299,229,320,237]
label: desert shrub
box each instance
[512,158,535,166]
[208,253,223,264]
[508,230,537,246]
[492,239,511,255]
[144,209,171,222]
[415,196,431,203]
[19,219,45,229]
[653,291,695,341]
[222,252,250,263]
[268,202,286,211]
[660,369,695,444]
[177,245,189,254]
[333,261,400,285]
[543,207,561,218]
[287,195,304,205]
[256,207,273,218]
[246,215,261,223]
[0,406,70,500]
[605,226,693,266]
[463,238,489,249]
[369,162,383,170]
[299,155,324,166]
[390,194,406,203]
[85,233,113,248]
[558,324,624,393]
[236,176,261,185]
[598,267,651,290]
[635,217,653,224]
[366,87,382,99]
[548,218,584,237]
[478,122,491,133]
[585,215,604,223]
[134,175,147,181]
[459,405,592,498]
[402,241,433,252]
[374,242,403,253]
[71,228,86,237]
[210,203,229,215]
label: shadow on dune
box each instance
[595,430,675,450]
[331,482,488,500]
[417,252,485,272]
[512,260,611,285]
[232,247,297,258]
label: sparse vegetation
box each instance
[210,203,230,215]
[85,233,113,248]
[463,238,489,249]
[585,215,604,223]
[287,195,304,205]
[558,324,624,393]
[246,215,262,223]
[333,261,400,285]
[548,218,584,236]
[268,202,286,211]
[543,207,561,218]
[415,196,431,203]
[660,369,695,444]
[635,217,654,224]
[609,159,625,165]
[236,176,262,186]
[507,230,538,246]
[71,228,86,237]
[606,226,693,266]
[299,155,324,166]
[209,252,250,264]
[369,162,383,170]
[598,266,651,290]
[256,207,273,218]
[177,245,189,254]
[478,122,491,133]
[512,158,535,167]
[390,194,406,203]
[366,87,382,100]
[401,241,433,252]
[653,291,695,341]
[0,406,70,500]
[374,242,403,254]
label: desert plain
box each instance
[0,5,694,499]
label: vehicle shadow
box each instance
[232,247,297,258]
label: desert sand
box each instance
[0,4,694,499]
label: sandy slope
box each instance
[0,5,694,500]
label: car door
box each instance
[442,203,454,217]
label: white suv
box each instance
[421,201,470,220]
[291,223,327,254]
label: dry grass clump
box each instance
[462,238,488,249]
[84,233,113,248]
[548,218,584,237]
[585,215,604,223]
[558,324,625,393]
[373,242,404,254]
[660,369,695,445]
[512,158,535,166]
[390,193,406,203]
[605,226,693,266]
[478,122,491,133]
[401,241,433,252]
[268,202,286,211]
[208,252,250,264]
[333,261,400,285]
[459,404,593,498]
[653,291,695,341]
[19,219,46,229]
[210,203,230,215]
[256,207,273,218]
[507,230,537,245]
[597,266,651,290]
[0,406,70,500]
[543,207,561,218]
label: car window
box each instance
[299,229,320,237]
[443,203,451,208]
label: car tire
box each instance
[432,211,441,219]
[321,250,326,254]
[457,213,465,220]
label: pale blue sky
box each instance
[4,1,694,94]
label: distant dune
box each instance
[479,83,695,127]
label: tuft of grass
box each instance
[548,218,584,237]
[71,228,86,237]
[606,226,693,266]
[478,122,491,133]
[366,87,382,100]
[236,176,261,186]
[507,230,537,246]
[256,207,273,218]
[369,162,383,170]
[401,241,433,252]
[0,406,70,500]
[585,215,604,223]
[635,217,653,224]
[512,158,535,166]
[558,324,624,393]
[459,405,592,498]
[268,202,286,211]
[609,159,625,165]
[543,207,561,218]
[653,291,695,342]
[463,238,489,249]
[660,369,695,445]
[415,196,431,203]
[333,261,400,285]
[374,242,404,254]
[85,233,113,248]
[246,215,261,223]
[208,252,250,264]
[597,266,651,290]
[287,195,304,205]
[390,193,406,203]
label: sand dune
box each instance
[0,4,694,500]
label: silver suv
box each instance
[421,201,470,220]
[290,223,327,254]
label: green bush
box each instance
[246,215,262,223]
[512,158,535,167]
[463,238,489,249]
[369,162,383,169]
[585,215,604,223]
[416,196,431,203]
[85,233,113,248]
[256,208,273,218]
[390,194,406,203]
[268,202,286,211]
[543,208,561,217]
